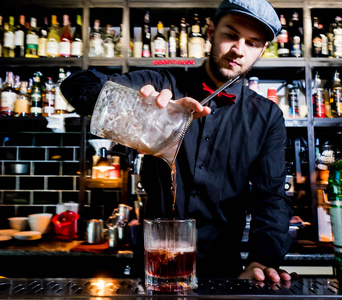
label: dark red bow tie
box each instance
[202,83,236,103]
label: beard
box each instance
[208,40,255,83]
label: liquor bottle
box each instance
[89,19,104,57]
[153,21,166,58]
[333,17,342,58]
[54,68,68,114]
[142,11,151,58]
[30,72,43,117]
[59,15,72,57]
[327,21,337,58]
[188,13,205,58]
[103,24,115,58]
[115,24,123,57]
[71,15,83,58]
[14,81,31,117]
[38,16,48,57]
[0,71,17,117]
[14,15,26,57]
[203,17,212,57]
[312,72,326,118]
[331,70,342,117]
[178,18,188,57]
[25,17,39,58]
[277,14,290,57]
[312,17,323,57]
[288,84,299,117]
[320,23,328,57]
[168,25,177,58]
[0,16,3,57]
[46,15,60,58]
[3,17,15,58]
[42,77,55,117]
[289,11,303,57]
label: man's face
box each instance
[207,13,268,83]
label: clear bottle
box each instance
[71,15,83,58]
[327,21,337,58]
[14,15,26,58]
[103,24,115,58]
[30,72,43,117]
[59,15,72,57]
[331,70,342,117]
[0,71,17,117]
[188,13,204,58]
[312,72,326,118]
[168,25,177,58]
[89,19,104,57]
[142,11,151,58]
[203,17,212,57]
[54,68,68,114]
[14,81,31,117]
[42,77,55,117]
[333,17,342,58]
[115,24,123,57]
[288,84,299,117]
[277,14,290,57]
[153,21,166,58]
[289,11,303,57]
[0,16,3,57]
[25,17,39,58]
[3,17,15,58]
[38,16,48,57]
[46,15,60,58]
[178,17,188,57]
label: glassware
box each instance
[90,81,193,168]
[144,218,197,292]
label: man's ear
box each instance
[208,20,215,44]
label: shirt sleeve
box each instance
[60,69,176,116]
[246,104,294,269]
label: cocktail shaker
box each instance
[86,219,104,244]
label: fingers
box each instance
[175,97,211,119]
[140,85,172,108]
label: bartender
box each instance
[61,0,294,282]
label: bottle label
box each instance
[38,38,47,56]
[289,91,299,117]
[4,32,15,48]
[89,38,104,57]
[26,34,39,49]
[154,39,165,56]
[277,31,288,43]
[0,91,16,111]
[59,40,71,56]
[31,90,42,103]
[104,42,115,58]
[71,41,83,56]
[142,44,151,57]
[290,36,302,57]
[321,34,328,56]
[14,99,30,114]
[14,30,24,46]
[46,40,59,56]
[188,37,204,58]
[31,106,42,114]
[334,34,342,58]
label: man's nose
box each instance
[231,39,244,56]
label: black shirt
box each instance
[61,64,293,278]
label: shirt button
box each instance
[211,110,216,115]
[205,136,210,141]
[199,164,204,170]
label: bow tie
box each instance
[202,83,236,104]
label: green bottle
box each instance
[30,72,43,117]
[327,158,342,277]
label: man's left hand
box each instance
[238,262,296,282]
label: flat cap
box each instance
[215,0,281,41]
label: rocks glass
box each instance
[144,218,197,292]
[90,81,193,168]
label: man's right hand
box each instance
[140,85,211,120]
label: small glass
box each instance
[144,218,197,292]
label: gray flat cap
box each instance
[215,0,281,41]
